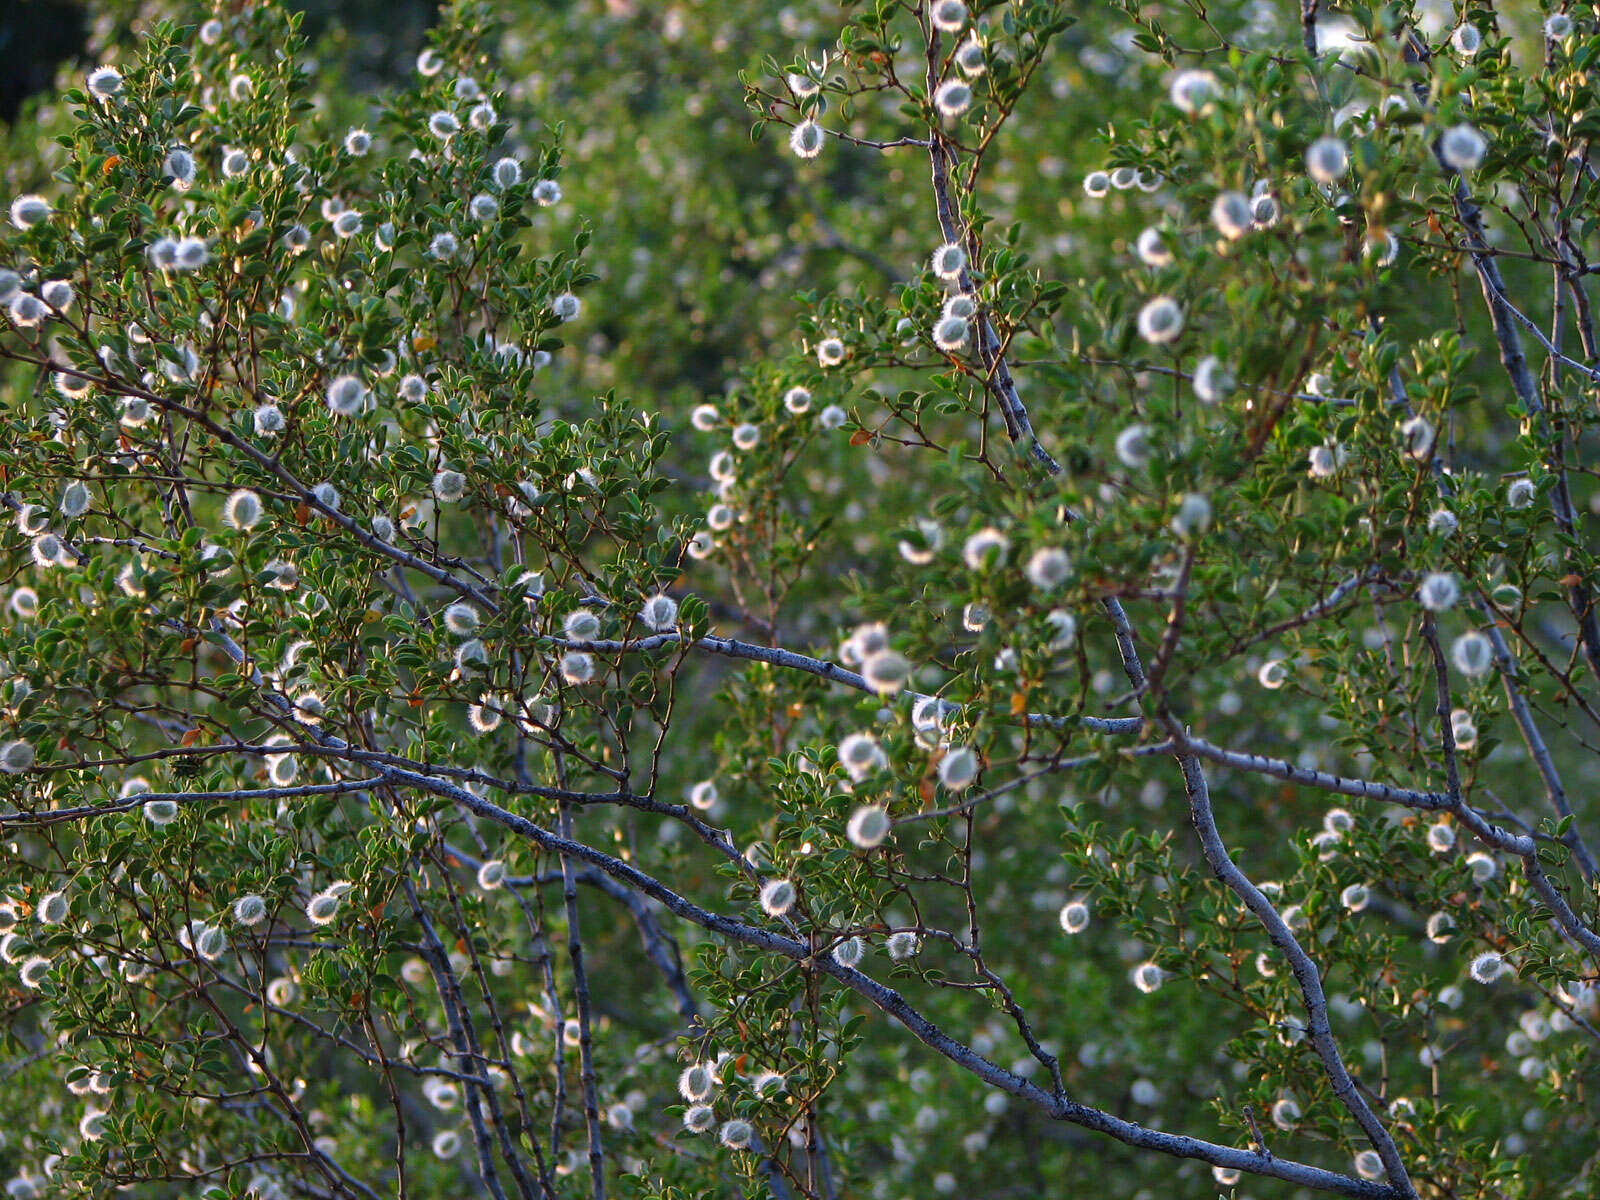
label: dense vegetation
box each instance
[0,1,1597,1198]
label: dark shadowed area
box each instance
[0,1,87,124]
[0,0,439,122]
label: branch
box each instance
[555,631,1141,735]
[377,755,1404,1200]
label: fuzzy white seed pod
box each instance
[962,527,1009,570]
[1115,424,1153,468]
[1270,1098,1301,1129]
[305,888,345,926]
[1203,356,1235,409]
[1168,69,1219,114]
[564,608,601,640]
[1307,443,1345,479]
[10,194,52,230]
[1136,227,1172,267]
[1136,297,1183,344]
[933,80,972,116]
[887,930,921,959]
[759,878,796,917]
[955,37,987,75]
[1451,631,1493,677]
[59,481,91,519]
[433,469,467,503]
[492,157,522,189]
[838,732,886,781]
[1025,546,1071,589]
[477,860,506,890]
[443,603,480,636]
[752,1070,786,1098]
[790,120,824,160]
[195,924,229,961]
[223,489,263,531]
[559,652,595,684]
[41,279,73,311]
[9,292,46,327]
[1211,191,1253,240]
[1059,900,1090,934]
[87,66,122,99]
[1354,1150,1386,1181]
[846,805,891,849]
[163,147,197,189]
[37,891,69,925]
[1417,572,1458,612]
[19,955,50,989]
[931,242,966,280]
[679,1063,717,1102]
[861,650,912,695]
[930,0,968,31]
[1439,123,1487,172]
[234,894,268,926]
[1340,883,1370,912]
[1399,414,1435,460]
[639,593,679,631]
[0,739,36,774]
[938,746,980,791]
[1131,962,1164,993]
[1172,493,1212,537]
[1306,137,1349,184]
[325,375,366,416]
[933,314,970,351]
[683,1105,716,1133]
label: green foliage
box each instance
[0,1,1597,1198]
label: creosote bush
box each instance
[0,1,1598,1198]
